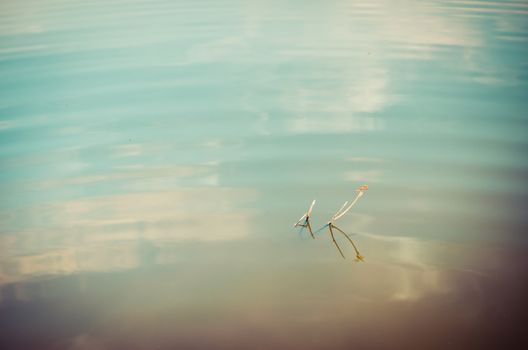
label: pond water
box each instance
[1,0,527,349]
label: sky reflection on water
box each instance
[1,0,528,349]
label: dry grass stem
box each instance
[293,200,316,239]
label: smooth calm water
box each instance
[1,0,527,349]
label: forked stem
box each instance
[293,213,307,228]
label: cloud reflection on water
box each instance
[0,216,508,306]
[0,187,257,285]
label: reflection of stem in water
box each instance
[306,220,314,239]
[328,224,345,258]
[331,224,364,261]
[297,220,315,239]
[312,224,329,236]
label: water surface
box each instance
[1,0,527,349]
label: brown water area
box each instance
[1,218,526,349]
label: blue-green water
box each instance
[1,0,527,349]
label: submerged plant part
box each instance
[325,185,368,260]
[293,200,316,239]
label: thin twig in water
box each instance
[326,184,368,260]
[293,200,316,239]
[331,201,349,221]
[332,191,365,221]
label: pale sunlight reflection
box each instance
[0,187,257,284]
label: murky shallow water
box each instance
[1,0,527,349]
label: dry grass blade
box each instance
[332,192,363,222]
[331,201,349,221]
[293,200,316,239]
[292,186,368,258]
[326,185,368,259]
